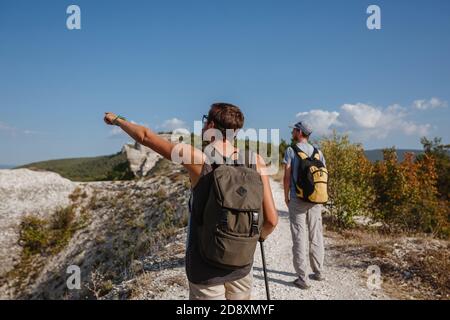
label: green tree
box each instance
[278,139,289,165]
[320,132,374,227]
[418,137,450,200]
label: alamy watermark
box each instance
[65,5,381,31]
[168,121,280,175]
[66,265,81,290]
[367,5,381,30]
[366,265,382,290]
[66,5,81,30]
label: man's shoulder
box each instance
[284,145,294,152]
[285,145,296,156]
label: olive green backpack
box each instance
[198,150,264,270]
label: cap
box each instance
[289,121,313,136]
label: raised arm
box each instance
[107,114,174,159]
[104,112,204,185]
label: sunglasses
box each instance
[202,114,208,124]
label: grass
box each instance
[69,187,88,202]
[18,152,135,182]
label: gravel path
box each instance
[149,179,390,300]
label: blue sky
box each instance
[1,0,449,165]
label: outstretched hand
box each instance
[104,112,117,125]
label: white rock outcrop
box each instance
[0,169,77,277]
[121,135,172,177]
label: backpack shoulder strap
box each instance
[210,148,239,170]
[291,144,309,160]
[210,148,257,170]
[312,147,321,161]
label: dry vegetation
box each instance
[326,226,449,300]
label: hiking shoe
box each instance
[293,278,311,290]
[309,273,325,281]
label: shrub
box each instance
[19,205,80,256]
[19,216,50,255]
[372,148,449,238]
[418,137,450,200]
[320,132,375,227]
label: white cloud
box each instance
[159,118,187,132]
[295,109,340,136]
[401,121,431,136]
[340,103,382,129]
[295,102,432,141]
[0,121,16,134]
[413,97,447,110]
[23,130,43,135]
[0,121,41,136]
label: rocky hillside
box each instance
[0,158,190,299]
[0,169,77,280]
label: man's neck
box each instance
[297,137,309,144]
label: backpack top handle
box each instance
[210,149,254,169]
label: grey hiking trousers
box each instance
[288,197,324,282]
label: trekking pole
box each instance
[259,240,271,300]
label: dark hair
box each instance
[207,103,244,138]
[293,128,310,139]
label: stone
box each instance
[121,134,172,177]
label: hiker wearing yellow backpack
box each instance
[283,121,328,290]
